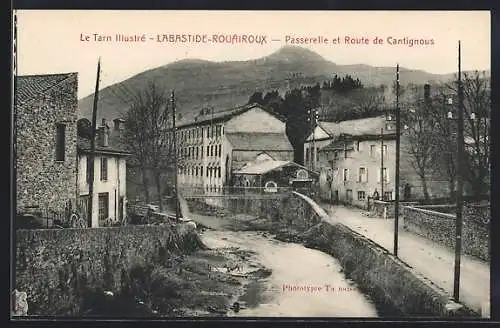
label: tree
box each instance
[403,90,438,201]
[123,81,174,211]
[428,85,458,199]
[349,86,385,118]
[247,91,264,105]
[445,71,491,198]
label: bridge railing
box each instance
[179,186,293,197]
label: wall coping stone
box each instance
[403,206,456,220]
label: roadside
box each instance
[320,203,490,317]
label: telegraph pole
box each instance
[87,58,101,228]
[394,63,401,257]
[380,128,384,198]
[453,40,464,302]
[172,90,179,220]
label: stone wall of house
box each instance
[16,74,79,213]
[402,205,490,261]
[14,224,202,315]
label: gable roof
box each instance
[15,73,77,105]
[236,160,291,175]
[317,116,389,138]
[226,132,293,151]
[176,102,284,129]
[235,159,317,176]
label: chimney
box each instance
[98,126,109,147]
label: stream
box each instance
[200,229,379,317]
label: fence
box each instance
[179,186,294,198]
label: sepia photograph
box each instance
[11,10,491,320]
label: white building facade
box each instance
[77,120,130,227]
[176,103,293,194]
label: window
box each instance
[196,147,199,159]
[305,148,310,163]
[100,157,108,181]
[218,167,221,178]
[206,167,209,176]
[334,151,338,159]
[356,141,360,151]
[195,167,198,176]
[384,191,393,201]
[382,167,389,182]
[370,145,376,157]
[382,144,388,158]
[343,168,349,182]
[98,192,109,220]
[201,166,204,177]
[210,145,214,156]
[358,167,367,182]
[357,191,366,200]
[218,145,222,157]
[316,148,319,162]
[215,145,218,157]
[207,145,210,156]
[55,123,66,161]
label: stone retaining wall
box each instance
[402,206,490,261]
[14,224,202,316]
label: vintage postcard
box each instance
[12,10,491,320]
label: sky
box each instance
[15,10,490,99]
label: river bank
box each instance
[81,232,271,317]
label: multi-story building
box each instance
[175,103,294,193]
[77,118,131,227]
[312,115,450,206]
[315,116,396,206]
[15,73,79,214]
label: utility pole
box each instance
[394,63,401,257]
[312,109,319,171]
[87,57,101,228]
[454,40,464,302]
[380,128,384,198]
[172,90,179,220]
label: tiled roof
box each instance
[236,160,291,175]
[15,73,77,104]
[226,132,293,151]
[176,102,284,128]
[318,116,388,137]
[236,159,318,176]
[77,129,131,155]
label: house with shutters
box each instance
[174,102,294,194]
[77,118,131,227]
[316,116,397,206]
[314,114,450,206]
